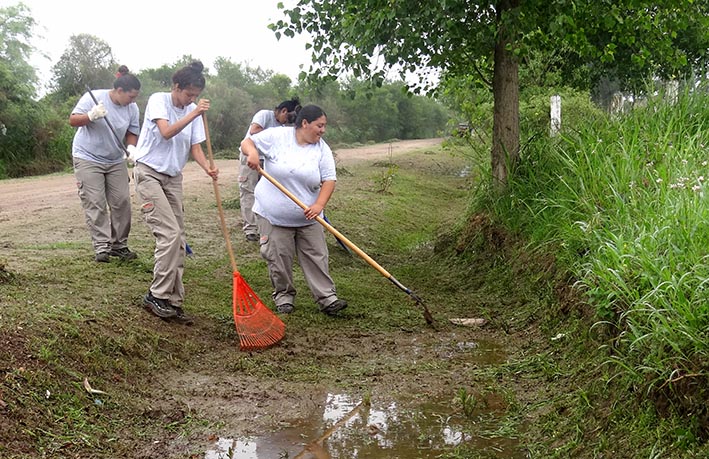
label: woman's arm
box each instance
[125,132,138,146]
[240,137,261,170]
[69,113,92,127]
[156,99,210,140]
[304,180,336,220]
[190,143,219,179]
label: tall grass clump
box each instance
[473,86,709,436]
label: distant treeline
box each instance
[0,61,451,179]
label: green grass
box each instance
[466,86,709,455]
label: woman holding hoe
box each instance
[240,104,348,316]
[133,61,218,324]
[70,65,141,263]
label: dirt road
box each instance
[0,138,441,247]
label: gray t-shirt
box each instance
[135,92,206,177]
[252,126,337,227]
[71,89,140,164]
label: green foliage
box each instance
[0,2,38,100]
[49,34,117,99]
[470,86,709,439]
[299,78,451,145]
[273,0,709,189]
[0,98,73,178]
[204,79,255,151]
[274,1,709,95]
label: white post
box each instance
[550,95,561,137]
[610,92,624,117]
[667,80,679,105]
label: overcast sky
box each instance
[3,0,311,94]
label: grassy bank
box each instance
[464,87,709,456]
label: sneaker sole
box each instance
[276,304,294,314]
[142,296,177,318]
[95,253,110,263]
[110,253,138,260]
[321,301,347,315]
[168,315,194,326]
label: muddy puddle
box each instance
[204,339,523,458]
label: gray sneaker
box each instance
[143,292,177,318]
[276,303,294,314]
[320,299,348,316]
[245,234,260,243]
[95,252,110,263]
[109,247,137,260]
[170,306,194,325]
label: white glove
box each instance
[87,102,107,122]
[126,145,139,165]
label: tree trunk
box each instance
[491,0,520,191]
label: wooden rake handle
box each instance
[257,167,391,277]
[258,167,426,298]
[258,166,435,325]
[203,114,238,273]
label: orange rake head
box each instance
[232,271,285,351]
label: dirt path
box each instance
[0,138,442,247]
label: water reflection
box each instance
[204,391,520,458]
[204,437,256,459]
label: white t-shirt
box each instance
[135,92,206,177]
[71,89,140,164]
[238,109,282,155]
[252,127,337,227]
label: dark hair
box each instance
[276,96,301,113]
[113,65,140,91]
[295,104,326,129]
[172,61,205,90]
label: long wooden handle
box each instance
[85,85,129,157]
[257,167,392,279]
[258,165,435,325]
[203,114,238,272]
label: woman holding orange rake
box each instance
[240,104,348,316]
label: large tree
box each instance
[0,2,38,101]
[49,33,116,99]
[272,1,709,189]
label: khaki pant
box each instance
[257,215,338,309]
[238,152,261,236]
[134,162,186,306]
[73,158,132,254]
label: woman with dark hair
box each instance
[240,104,348,316]
[133,61,219,323]
[70,65,141,263]
[238,97,301,242]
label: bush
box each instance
[0,98,74,177]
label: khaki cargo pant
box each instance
[238,152,262,237]
[73,157,132,254]
[256,215,339,309]
[134,162,186,306]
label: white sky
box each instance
[3,0,312,94]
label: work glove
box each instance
[87,102,107,122]
[126,145,139,166]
